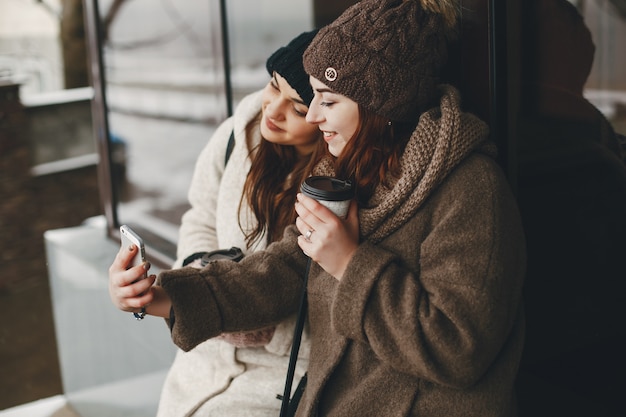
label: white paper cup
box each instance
[300,176,354,218]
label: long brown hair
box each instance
[334,105,414,205]
[240,114,325,247]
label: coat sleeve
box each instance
[332,156,526,388]
[173,117,235,268]
[158,226,309,352]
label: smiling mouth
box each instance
[322,130,335,140]
[265,117,282,132]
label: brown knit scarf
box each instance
[313,85,494,243]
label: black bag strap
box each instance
[278,257,312,417]
[225,129,235,166]
[286,373,307,417]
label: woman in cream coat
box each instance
[156,30,322,417]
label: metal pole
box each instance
[83,0,119,232]
[489,0,518,193]
[219,0,233,116]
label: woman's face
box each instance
[260,72,320,155]
[306,76,360,157]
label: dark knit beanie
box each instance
[266,29,319,106]
[303,0,455,122]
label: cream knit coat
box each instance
[157,90,309,417]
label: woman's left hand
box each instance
[295,193,359,280]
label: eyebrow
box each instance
[292,96,306,106]
[273,73,306,105]
[314,87,335,94]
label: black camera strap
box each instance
[278,256,311,417]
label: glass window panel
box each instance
[94,0,314,265]
[94,0,223,263]
[581,0,626,142]
[227,0,314,104]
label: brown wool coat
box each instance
[157,86,527,416]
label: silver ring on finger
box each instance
[304,229,314,242]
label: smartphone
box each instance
[120,224,147,279]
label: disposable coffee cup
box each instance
[300,176,354,218]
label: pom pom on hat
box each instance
[266,29,320,106]
[303,0,459,122]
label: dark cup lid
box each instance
[300,176,354,201]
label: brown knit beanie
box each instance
[303,0,458,122]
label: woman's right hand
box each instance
[295,193,360,280]
[108,244,157,314]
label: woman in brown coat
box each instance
[109,1,526,415]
